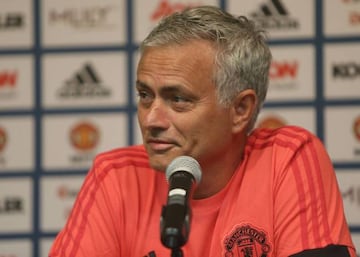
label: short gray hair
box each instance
[140,5,272,130]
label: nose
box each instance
[139,100,170,131]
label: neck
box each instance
[193,141,245,199]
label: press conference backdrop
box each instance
[0,0,359,256]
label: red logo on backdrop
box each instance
[269,61,298,80]
[69,122,99,151]
[350,12,360,25]
[151,0,199,21]
[341,0,360,25]
[58,185,68,199]
[0,71,17,88]
[0,127,7,152]
[257,115,287,129]
[353,116,360,141]
[58,185,78,199]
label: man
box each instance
[49,5,356,257]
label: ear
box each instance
[231,89,257,134]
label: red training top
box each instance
[49,126,356,257]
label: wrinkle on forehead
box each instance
[137,40,216,89]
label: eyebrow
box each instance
[136,80,187,94]
[135,80,149,90]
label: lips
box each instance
[146,138,176,152]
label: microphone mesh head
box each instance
[165,156,202,184]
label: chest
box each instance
[130,192,275,257]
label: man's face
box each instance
[136,40,235,172]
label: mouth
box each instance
[146,138,176,152]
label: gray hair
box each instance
[140,5,272,130]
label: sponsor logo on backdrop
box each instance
[0,127,7,152]
[48,5,117,28]
[332,62,360,79]
[342,184,360,207]
[69,121,100,163]
[58,185,79,199]
[0,12,24,30]
[257,115,287,129]
[341,0,360,25]
[151,0,200,21]
[353,116,360,156]
[250,0,299,30]
[350,11,360,25]
[0,70,17,99]
[269,60,299,89]
[57,62,111,99]
[0,196,23,214]
[0,127,7,166]
[58,185,79,218]
[354,116,360,141]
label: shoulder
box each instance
[92,144,151,172]
[244,125,331,171]
[246,125,318,152]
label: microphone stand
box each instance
[171,248,183,257]
[161,156,203,257]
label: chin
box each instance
[146,148,182,172]
[148,157,169,172]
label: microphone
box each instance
[160,156,202,250]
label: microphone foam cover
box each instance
[165,156,202,184]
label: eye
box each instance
[172,95,189,103]
[137,90,148,99]
[170,94,194,111]
[137,90,154,105]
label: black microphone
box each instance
[160,156,202,250]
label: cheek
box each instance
[172,116,203,146]
[137,113,144,129]
[137,109,149,127]
[181,114,226,143]
[204,113,232,139]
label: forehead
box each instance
[137,40,216,88]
